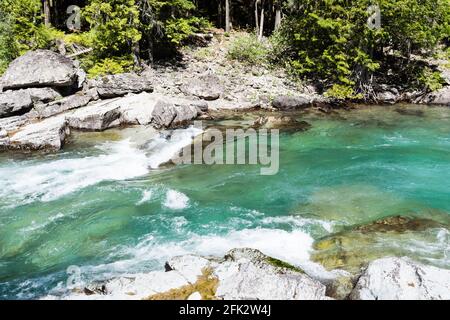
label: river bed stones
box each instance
[252,115,311,131]
[311,215,449,273]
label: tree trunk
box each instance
[255,0,260,33]
[43,0,51,26]
[225,0,231,32]
[258,3,265,41]
[274,7,282,31]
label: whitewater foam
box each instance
[0,140,149,203]
[146,126,203,169]
[79,227,315,279]
[163,190,190,210]
[136,189,153,205]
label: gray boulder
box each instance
[1,50,78,90]
[0,90,33,118]
[56,248,330,300]
[89,73,153,99]
[151,100,178,128]
[376,91,399,104]
[0,115,30,133]
[172,105,199,126]
[0,88,62,118]
[214,249,329,300]
[180,74,224,101]
[272,95,311,110]
[67,101,122,131]
[422,86,450,106]
[31,89,99,119]
[4,115,69,151]
[350,257,450,300]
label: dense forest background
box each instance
[0,0,449,98]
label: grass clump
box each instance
[227,34,269,66]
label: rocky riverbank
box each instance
[1,32,449,152]
[1,34,449,301]
[45,246,450,300]
[42,212,448,300]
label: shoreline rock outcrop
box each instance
[0,51,203,151]
[350,257,450,300]
[53,248,330,300]
[45,248,450,301]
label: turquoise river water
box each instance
[0,105,449,299]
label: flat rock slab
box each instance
[272,95,312,110]
[89,73,154,99]
[67,101,122,131]
[350,257,450,300]
[0,92,202,151]
[31,89,99,119]
[214,249,328,300]
[1,50,78,90]
[5,116,69,151]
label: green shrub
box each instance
[418,67,445,92]
[276,0,450,99]
[227,34,269,65]
[87,56,135,78]
[165,17,211,45]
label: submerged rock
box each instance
[350,257,450,300]
[1,50,79,90]
[253,115,311,131]
[312,215,448,272]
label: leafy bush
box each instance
[418,67,446,92]
[0,11,16,74]
[83,0,141,58]
[0,0,66,73]
[86,56,135,78]
[227,34,269,65]
[276,0,450,98]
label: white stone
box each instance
[350,257,450,300]
[214,249,328,300]
[66,101,121,131]
[8,115,69,150]
[166,255,212,283]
